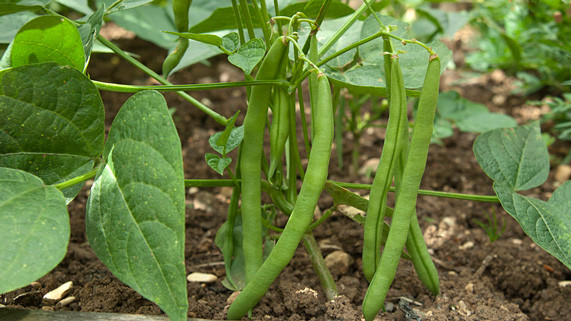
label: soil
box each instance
[2,24,570,321]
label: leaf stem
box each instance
[96,35,228,126]
[183,179,500,202]
[317,2,369,58]
[53,167,99,190]
[92,79,288,93]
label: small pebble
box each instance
[57,296,76,307]
[459,241,474,250]
[385,301,395,312]
[511,239,523,245]
[358,158,379,176]
[554,165,571,183]
[324,251,354,275]
[559,281,571,288]
[186,272,218,283]
[465,282,474,294]
[226,291,240,304]
[42,281,73,304]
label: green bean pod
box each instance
[308,35,319,141]
[163,0,193,77]
[240,37,289,284]
[269,86,291,178]
[394,126,440,296]
[227,74,333,320]
[363,55,408,281]
[362,54,441,321]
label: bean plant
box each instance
[0,1,569,321]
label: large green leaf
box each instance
[86,90,187,321]
[0,0,51,16]
[474,122,570,268]
[473,122,549,191]
[436,90,517,133]
[0,11,38,43]
[323,15,452,95]
[12,15,85,71]
[0,167,69,294]
[494,182,571,269]
[0,63,104,201]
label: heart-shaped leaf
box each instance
[0,167,68,294]
[205,153,232,175]
[86,90,187,321]
[228,38,265,75]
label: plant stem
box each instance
[53,167,99,190]
[318,2,368,58]
[96,35,228,126]
[238,0,256,41]
[230,0,246,45]
[329,181,501,203]
[251,0,270,45]
[92,79,287,92]
[183,179,500,202]
[302,233,339,300]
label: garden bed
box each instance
[1,29,569,321]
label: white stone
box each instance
[57,296,76,307]
[187,272,218,283]
[42,281,73,303]
[324,251,354,275]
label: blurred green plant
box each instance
[467,0,571,93]
[530,93,571,163]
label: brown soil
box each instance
[2,26,570,321]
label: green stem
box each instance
[238,0,256,41]
[96,35,228,126]
[302,233,339,300]
[183,179,500,203]
[318,2,368,58]
[92,79,287,93]
[53,167,99,190]
[251,0,270,45]
[231,0,246,45]
[329,181,501,203]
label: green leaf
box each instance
[473,122,549,190]
[0,11,38,44]
[208,125,244,155]
[221,32,239,53]
[436,90,517,133]
[77,5,104,68]
[228,38,265,75]
[215,216,245,291]
[0,0,51,16]
[96,0,153,12]
[0,167,69,294]
[280,1,354,18]
[0,62,104,202]
[323,15,452,95]
[494,182,571,269]
[205,153,232,175]
[55,0,94,15]
[86,90,187,321]
[456,113,517,133]
[214,111,240,154]
[189,6,259,34]
[12,15,85,71]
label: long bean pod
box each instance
[269,85,291,178]
[395,124,440,296]
[363,55,408,281]
[227,74,333,320]
[362,54,441,321]
[163,0,192,76]
[240,37,289,284]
